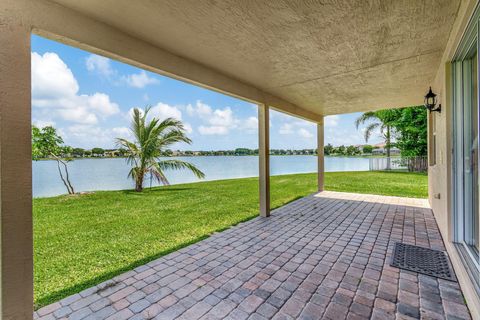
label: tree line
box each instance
[38,145,384,158]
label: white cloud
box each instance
[150,102,182,120]
[32,52,78,99]
[85,54,114,77]
[187,101,212,118]
[187,101,238,135]
[271,109,317,139]
[279,123,294,135]
[242,116,258,133]
[64,125,133,148]
[85,93,120,117]
[292,120,316,128]
[86,54,159,89]
[210,108,234,126]
[325,115,339,127]
[198,126,229,135]
[127,102,182,121]
[183,123,193,134]
[125,102,192,134]
[33,119,56,128]
[32,52,120,125]
[57,108,98,125]
[111,127,133,140]
[298,128,314,138]
[122,70,159,88]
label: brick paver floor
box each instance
[34,191,472,320]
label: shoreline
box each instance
[33,154,399,161]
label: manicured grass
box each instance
[33,171,427,308]
[323,171,428,198]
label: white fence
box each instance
[369,156,428,172]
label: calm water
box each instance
[32,156,369,198]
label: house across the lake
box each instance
[371,145,401,156]
[1,1,480,319]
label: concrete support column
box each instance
[0,17,33,319]
[317,118,325,192]
[258,104,270,217]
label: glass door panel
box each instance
[456,46,480,263]
[452,5,480,291]
[464,52,479,255]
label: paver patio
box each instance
[34,191,472,320]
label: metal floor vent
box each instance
[390,243,455,281]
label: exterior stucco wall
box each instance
[430,0,480,318]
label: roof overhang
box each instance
[4,0,463,119]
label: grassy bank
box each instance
[34,171,427,308]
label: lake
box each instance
[33,156,370,198]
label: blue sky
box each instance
[31,35,381,150]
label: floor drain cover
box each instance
[390,243,455,281]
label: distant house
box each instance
[372,146,400,155]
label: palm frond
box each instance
[364,123,380,142]
[159,129,192,146]
[158,159,205,179]
[355,111,377,129]
[116,106,202,191]
[147,162,170,185]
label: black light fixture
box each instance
[424,87,441,113]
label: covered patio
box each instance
[34,192,471,320]
[2,0,480,318]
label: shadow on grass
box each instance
[272,195,304,207]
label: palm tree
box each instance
[355,110,397,168]
[117,107,205,192]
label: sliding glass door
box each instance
[452,14,480,285]
[462,50,479,255]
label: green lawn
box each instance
[34,171,427,308]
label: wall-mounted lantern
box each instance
[424,87,441,113]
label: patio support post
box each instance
[258,103,270,217]
[0,17,33,319]
[317,118,325,192]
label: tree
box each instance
[324,143,334,155]
[336,145,346,155]
[163,149,173,157]
[390,106,427,156]
[72,148,85,157]
[234,148,251,156]
[116,107,205,192]
[355,106,427,157]
[355,110,398,169]
[32,125,75,194]
[355,110,397,157]
[91,148,105,156]
[362,145,374,154]
[346,145,360,156]
[117,148,128,157]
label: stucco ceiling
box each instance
[50,0,461,115]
